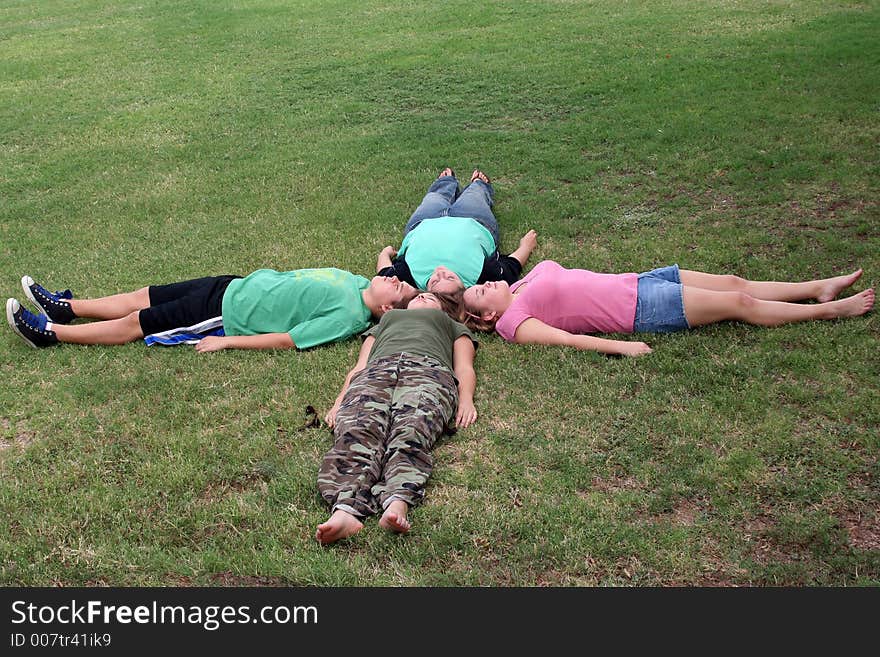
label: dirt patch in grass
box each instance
[196,472,270,506]
[589,474,643,493]
[788,191,872,224]
[0,418,35,452]
[743,514,798,567]
[669,498,700,527]
[838,509,880,551]
[208,573,290,587]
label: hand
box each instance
[456,400,478,428]
[519,229,537,252]
[325,402,341,429]
[195,336,229,353]
[381,245,398,258]
[619,341,652,357]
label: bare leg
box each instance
[679,269,863,302]
[379,499,411,534]
[315,509,364,545]
[69,287,151,320]
[52,311,144,345]
[682,286,874,328]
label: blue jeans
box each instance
[632,265,690,333]
[403,175,499,246]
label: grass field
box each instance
[1,0,877,586]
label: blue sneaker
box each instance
[21,275,76,324]
[6,298,58,348]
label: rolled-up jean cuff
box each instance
[332,503,366,520]
[382,494,406,510]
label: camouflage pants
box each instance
[318,354,458,520]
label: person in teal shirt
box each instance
[7,269,418,351]
[377,168,537,299]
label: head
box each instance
[407,291,466,322]
[462,280,513,332]
[366,275,418,317]
[427,266,465,295]
[407,292,443,310]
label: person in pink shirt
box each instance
[462,260,874,357]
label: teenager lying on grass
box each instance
[6,269,418,351]
[462,260,874,356]
[316,292,477,545]
[377,167,538,305]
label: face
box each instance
[427,266,463,295]
[407,292,442,310]
[370,275,417,309]
[463,280,512,318]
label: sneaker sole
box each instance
[6,298,39,349]
[20,275,46,315]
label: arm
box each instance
[376,245,398,272]
[452,335,478,428]
[513,318,652,357]
[195,332,295,353]
[377,258,418,288]
[509,229,537,267]
[325,336,375,428]
[479,253,523,285]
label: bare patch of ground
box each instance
[0,418,35,452]
[838,510,880,551]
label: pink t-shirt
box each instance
[495,260,638,341]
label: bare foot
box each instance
[817,269,863,302]
[470,169,490,184]
[438,167,455,179]
[827,288,874,318]
[379,500,411,534]
[315,509,364,545]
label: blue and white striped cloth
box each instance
[144,317,224,346]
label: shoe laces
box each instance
[18,304,49,331]
[35,283,73,302]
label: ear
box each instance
[481,310,497,322]
[380,303,394,315]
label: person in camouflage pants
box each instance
[316,293,478,545]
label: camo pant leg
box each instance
[372,357,458,510]
[317,363,396,520]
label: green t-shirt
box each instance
[364,308,476,372]
[221,268,372,349]
[398,216,495,289]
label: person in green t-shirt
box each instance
[7,269,419,350]
[316,292,478,545]
[377,167,538,300]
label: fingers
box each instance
[630,343,652,356]
[456,407,478,428]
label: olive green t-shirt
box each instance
[221,268,372,349]
[364,308,476,372]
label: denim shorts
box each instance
[632,265,690,333]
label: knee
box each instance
[733,291,757,310]
[723,274,746,290]
[123,311,145,337]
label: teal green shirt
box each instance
[398,216,495,288]
[221,268,372,349]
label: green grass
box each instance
[1,0,878,586]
